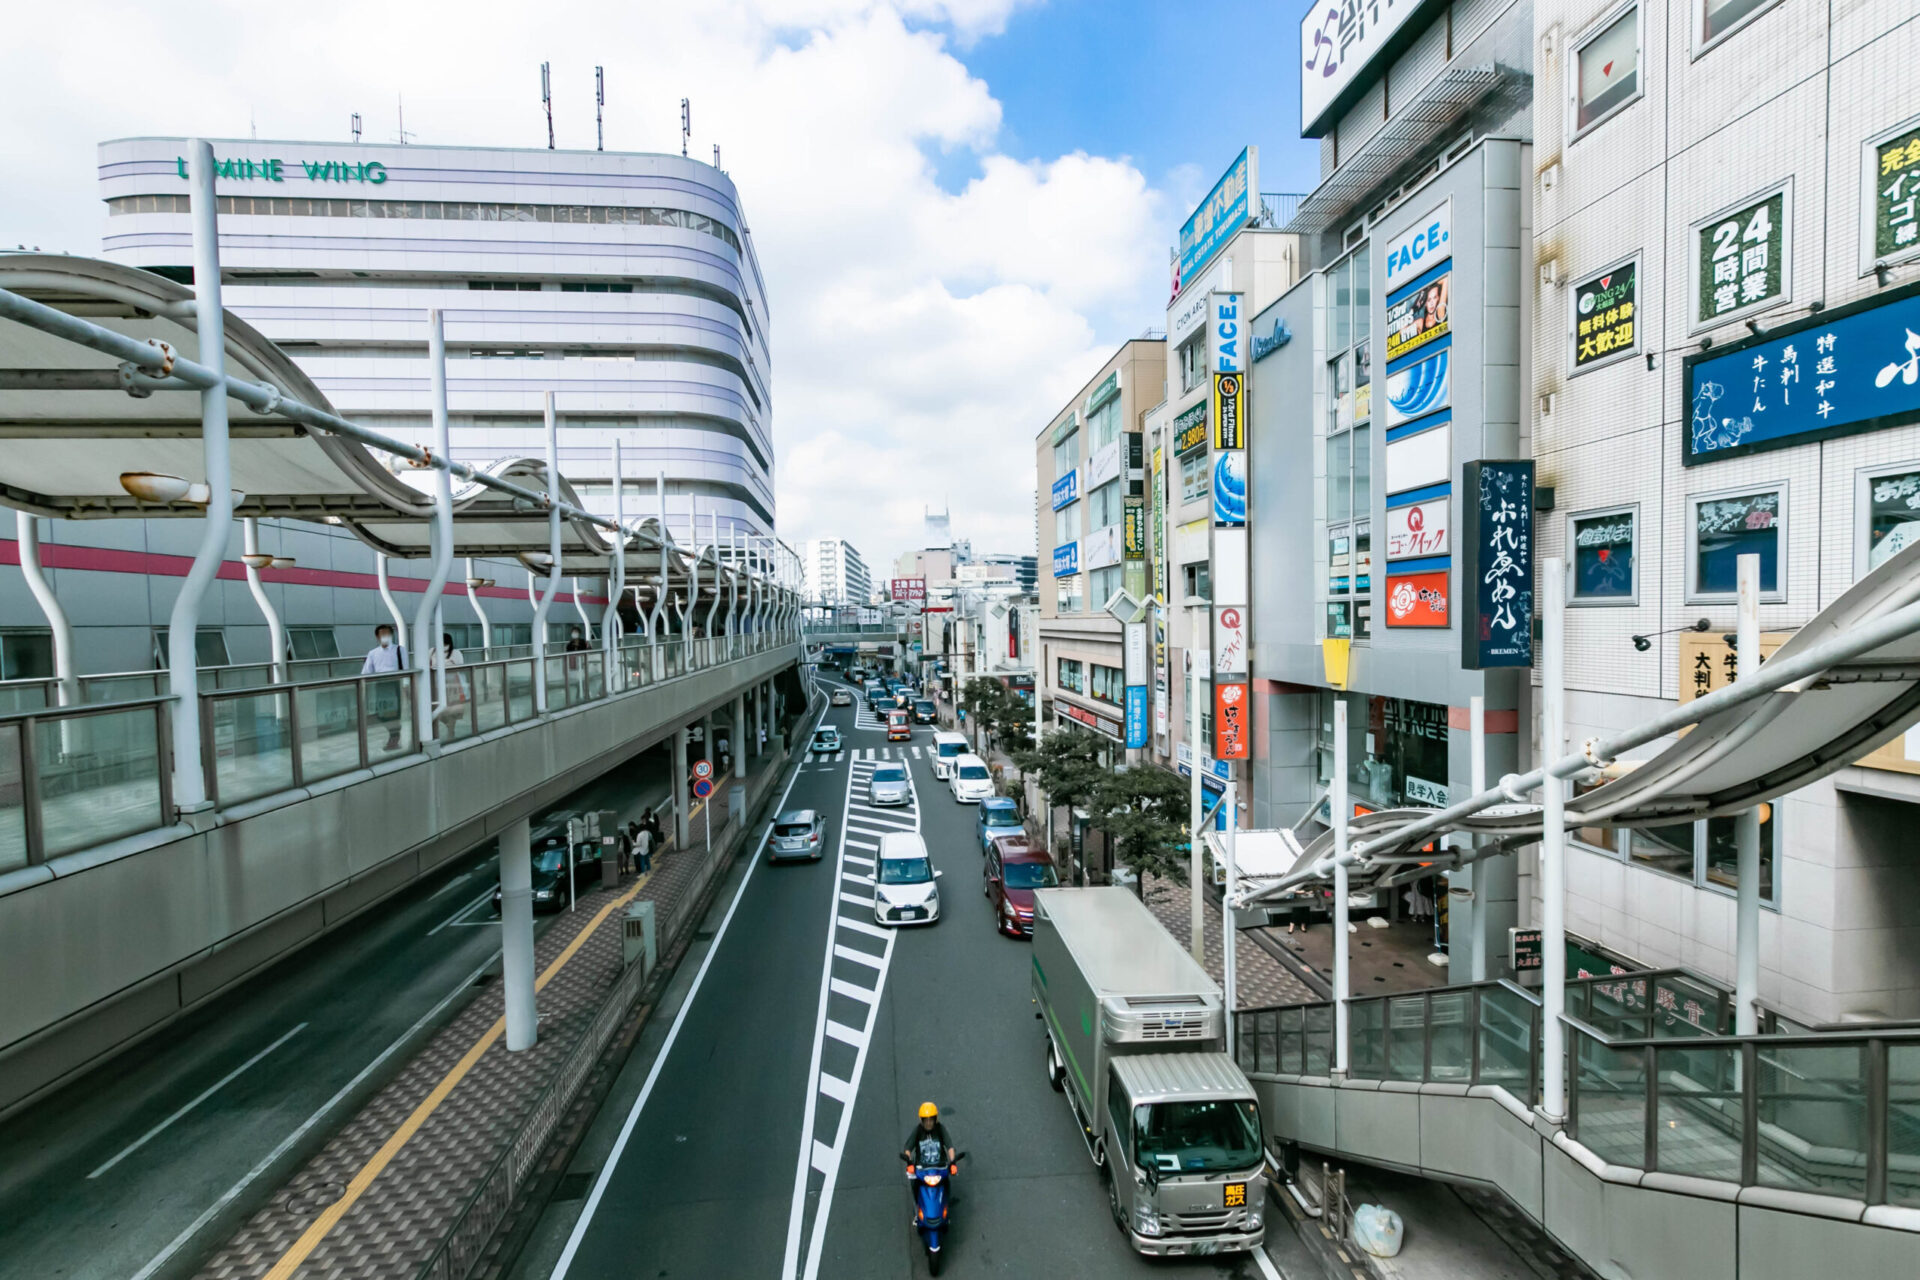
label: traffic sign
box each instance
[693,759,713,780]
[693,777,714,799]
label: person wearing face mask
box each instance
[431,632,467,729]
[361,624,406,749]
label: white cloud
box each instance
[0,0,1168,576]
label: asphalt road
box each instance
[0,745,682,1280]
[536,675,1290,1279]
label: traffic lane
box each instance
[817,750,1260,1278]
[0,751,675,1280]
[551,737,849,1279]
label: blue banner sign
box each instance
[1460,460,1534,670]
[1179,148,1253,286]
[1051,468,1080,510]
[1052,541,1080,578]
[1684,282,1920,465]
[1124,686,1149,749]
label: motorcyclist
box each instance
[901,1101,956,1170]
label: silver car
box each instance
[768,809,825,861]
[867,763,912,807]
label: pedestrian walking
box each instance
[644,807,664,854]
[360,623,405,750]
[616,825,634,877]
[634,819,654,874]
[431,632,466,730]
[716,730,731,777]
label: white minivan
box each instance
[931,731,969,780]
[873,831,941,926]
[948,754,993,804]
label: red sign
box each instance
[890,577,927,602]
[1213,680,1249,760]
[1385,569,1449,628]
[1059,701,1124,741]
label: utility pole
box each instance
[541,62,555,150]
[680,98,691,158]
[595,66,605,151]
[351,112,362,143]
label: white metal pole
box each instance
[376,555,409,657]
[1469,694,1488,982]
[15,512,76,708]
[500,815,537,1050]
[531,393,563,711]
[168,139,236,812]
[1734,553,1762,1036]
[241,519,287,682]
[606,440,626,673]
[1224,771,1239,1052]
[412,309,455,744]
[466,558,492,652]
[1333,698,1351,1075]
[1541,556,1569,1123]
[1188,605,1206,968]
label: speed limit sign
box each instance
[693,759,712,780]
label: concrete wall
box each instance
[0,644,798,1116]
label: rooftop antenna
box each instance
[394,95,415,145]
[351,112,363,143]
[541,62,555,150]
[713,144,721,170]
[595,66,605,151]
[680,98,690,158]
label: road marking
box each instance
[843,853,873,868]
[810,1139,840,1176]
[837,891,870,909]
[835,914,890,938]
[833,944,884,970]
[90,1022,310,1180]
[427,870,474,899]
[818,1072,854,1102]
[829,977,877,1004]
[1254,1242,1286,1280]
[550,730,810,1280]
[842,873,873,887]
[426,884,496,936]
[128,949,502,1280]
[823,1019,865,1047]
[845,837,878,851]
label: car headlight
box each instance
[1246,1210,1263,1231]
[535,888,554,899]
[1002,900,1017,916]
[1134,1205,1161,1236]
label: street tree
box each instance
[1087,764,1192,895]
[962,678,1034,757]
[1012,726,1105,880]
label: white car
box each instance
[873,832,941,926]
[931,731,968,779]
[867,763,912,807]
[948,754,992,803]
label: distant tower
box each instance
[924,505,952,549]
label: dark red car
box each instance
[984,836,1060,937]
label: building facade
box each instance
[802,537,871,607]
[1533,0,1920,1021]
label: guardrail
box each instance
[0,630,800,870]
[1235,970,1920,1212]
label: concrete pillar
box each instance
[1540,557,1569,1123]
[672,726,691,850]
[500,816,538,1051]
[1734,554,1763,1035]
[733,692,748,780]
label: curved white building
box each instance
[96,137,773,542]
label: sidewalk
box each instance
[1257,915,1454,998]
[191,753,787,1280]
[1141,875,1318,1009]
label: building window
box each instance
[1180,451,1210,504]
[1054,504,1079,545]
[1687,487,1784,602]
[1179,335,1206,393]
[153,627,231,669]
[1858,465,1920,577]
[1571,6,1642,137]
[1695,0,1780,52]
[0,630,53,681]
[1572,781,1624,854]
[1598,810,1780,907]
[1088,396,1121,452]
[1182,561,1211,601]
[287,628,341,660]
[1568,507,1638,604]
[1055,578,1084,615]
[1089,565,1122,610]
[1053,425,1079,478]
[1090,663,1125,705]
[1090,480,1123,528]
[1057,657,1085,694]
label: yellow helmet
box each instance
[918,1101,939,1119]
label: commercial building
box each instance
[1532,0,1920,1021]
[1036,338,1165,761]
[801,537,871,607]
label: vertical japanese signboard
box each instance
[1459,460,1535,669]
[1866,122,1920,270]
[1208,290,1251,764]
[1123,618,1149,749]
[1572,258,1639,371]
[1695,188,1787,328]
[1214,680,1249,761]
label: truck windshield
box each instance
[1133,1099,1261,1175]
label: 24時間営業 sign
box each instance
[1696,189,1785,327]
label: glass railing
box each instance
[1236,975,1920,1210]
[0,698,174,871]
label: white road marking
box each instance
[837,891,870,909]
[426,884,496,936]
[829,977,877,1004]
[833,944,884,970]
[810,1139,840,1176]
[823,1019,865,1048]
[1254,1242,1286,1280]
[818,1072,855,1102]
[835,914,890,938]
[842,854,874,868]
[90,1022,310,1179]
[845,838,878,851]
[842,873,874,887]
[551,731,810,1280]
[427,870,474,900]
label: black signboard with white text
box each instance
[1460,460,1534,670]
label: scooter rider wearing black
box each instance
[902,1101,955,1169]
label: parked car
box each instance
[886,709,912,741]
[912,698,937,725]
[874,831,941,926]
[948,754,992,803]
[976,796,1024,853]
[811,725,843,753]
[769,809,826,862]
[985,838,1058,937]
[931,731,968,779]
[491,834,595,915]
[830,687,854,707]
[868,762,912,806]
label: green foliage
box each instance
[1012,725,1105,812]
[962,678,1035,755]
[1088,764,1192,888]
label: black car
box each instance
[912,699,937,724]
[492,835,599,914]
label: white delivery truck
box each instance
[1030,887,1267,1257]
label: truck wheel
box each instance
[1106,1166,1126,1230]
[1045,1041,1064,1092]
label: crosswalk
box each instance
[782,751,925,1279]
[809,744,926,766]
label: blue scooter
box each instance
[906,1148,967,1274]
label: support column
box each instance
[241,519,287,682]
[758,678,771,754]
[671,726,691,849]
[1223,772,1239,1057]
[1734,553,1763,1036]
[500,816,538,1051]
[466,558,492,652]
[376,555,409,657]
[15,512,76,708]
[1332,698,1351,1076]
[1540,557,1569,1123]
[733,692,748,780]
[1187,605,1205,966]
[531,393,563,711]
[1467,695,1488,982]
[167,139,236,813]
[412,308,455,744]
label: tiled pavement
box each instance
[192,788,747,1280]
[1258,914,1454,998]
[1141,875,1317,1010]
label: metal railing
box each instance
[0,629,801,865]
[1258,192,1307,229]
[1235,972,1920,1211]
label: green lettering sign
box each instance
[176,154,387,184]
